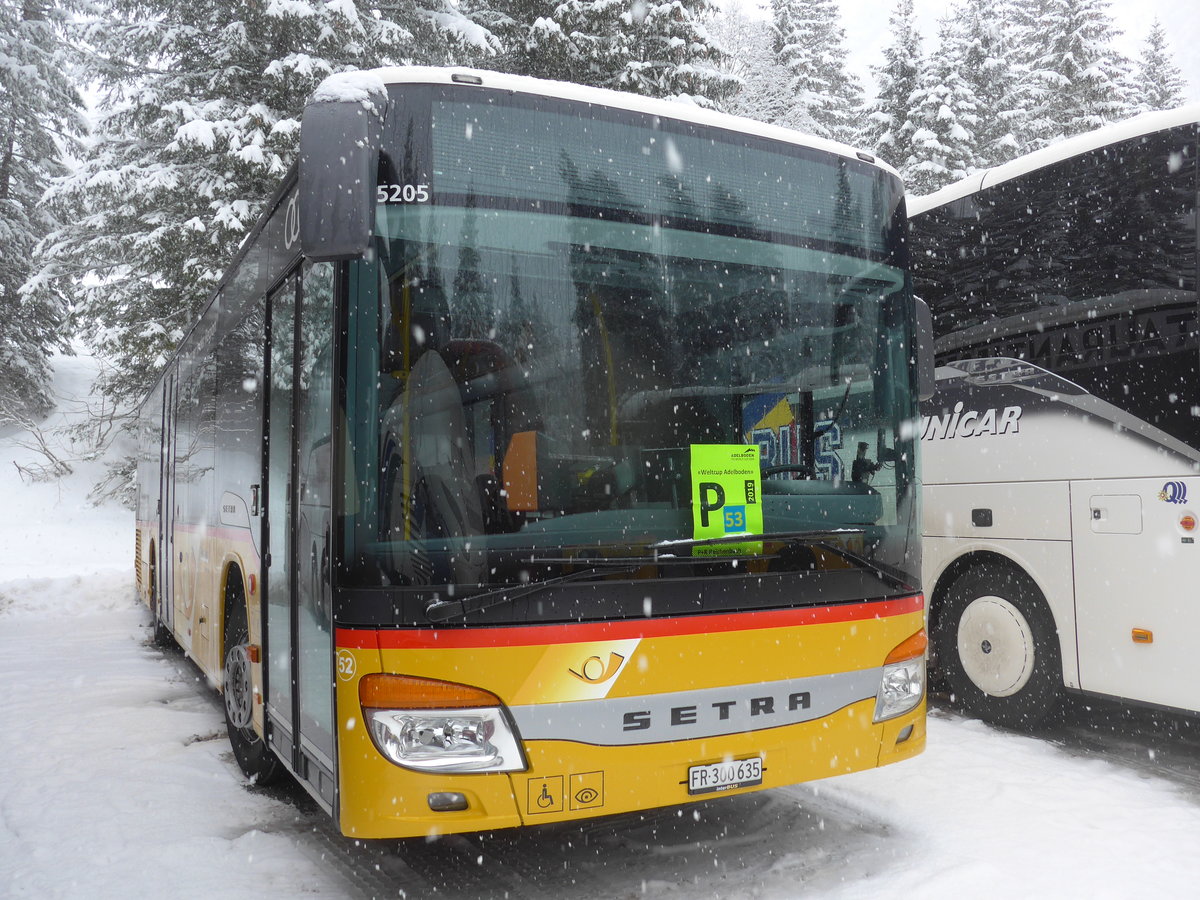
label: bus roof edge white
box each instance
[323,66,903,181]
[907,103,1200,216]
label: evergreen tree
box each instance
[769,0,863,143]
[858,0,924,173]
[476,0,574,80]
[0,0,86,424]
[943,0,1025,167]
[29,0,496,406]
[1014,0,1130,148]
[617,0,737,104]
[484,0,736,105]
[498,253,549,367]
[1128,19,1187,114]
[452,191,495,339]
[705,5,791,125]
[906,17,980,195]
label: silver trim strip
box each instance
[509,668,882,746]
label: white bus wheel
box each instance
[957,596,1036,697]
[934,565,1061,729]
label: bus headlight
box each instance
[360,674,527,773]
[874,629,927,722]
[367,707,524,772]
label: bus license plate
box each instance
[687,757,763,795]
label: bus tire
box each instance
[223,581,284,785]
[934,563,1061,729]
[148,555,174,648]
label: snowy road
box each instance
[3,567,1200,900]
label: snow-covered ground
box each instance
[3,354,1200,898]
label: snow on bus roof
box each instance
[907,103,1200,216]
[311,66,901,180]
[310,70,389,110]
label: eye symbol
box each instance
[575,788,599,804]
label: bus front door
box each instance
[264,265,337,814]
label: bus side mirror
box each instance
[914,296,935,401]
[298,74,387,261]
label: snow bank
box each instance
[0,352,348,899]
[816,712,1200,898]
[0,581,345,899]
[0,350,132,584]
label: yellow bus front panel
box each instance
[336,596,925,839]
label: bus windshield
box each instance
[339,86,919,619]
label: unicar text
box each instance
[922,402,1022,441]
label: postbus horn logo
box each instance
[1159,481,1188,505]
[569,652,626,684]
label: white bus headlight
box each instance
[874,630,927,722]
[360,674,527,774]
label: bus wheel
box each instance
[223,586,283,785]
[148,556,173,648]
[934,564,1060,729]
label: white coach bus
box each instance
[909,107,1200,727]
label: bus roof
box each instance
[329,67,902,181]
[907,103,1200,216]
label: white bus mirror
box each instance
[298,75,387,261]
[914,296,935,401]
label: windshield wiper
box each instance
[650,529,910,591]
[647,529,864,552]
[424,562,642,623]
[424,529,905,624]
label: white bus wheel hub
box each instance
[224,644,254,730]
[955,596,1036,697]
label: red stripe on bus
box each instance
[337,594,923,650]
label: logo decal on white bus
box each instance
[1159,481,1188,505]
[921,402,1022,440]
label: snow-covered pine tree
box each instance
[0,0,86,425]
[28,0,497,407]
[1128,19,1187,114]
[1012,0,1131,148]
[857,0,924,173]
[906,17,980,195]
[520,0,630,88]
[473,0,574,80]
[705,5,791,124]
[452,191,495,339]
[616,0,737,104]
[769,0,863,143]
[484,0,735,105]
[942,0,1025,168]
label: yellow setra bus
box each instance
[133,67,930,839]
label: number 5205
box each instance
[376,183,430,204]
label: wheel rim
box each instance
[956,595,1036,697]
[223,644,254,730]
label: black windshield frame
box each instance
[332,83,920,627]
